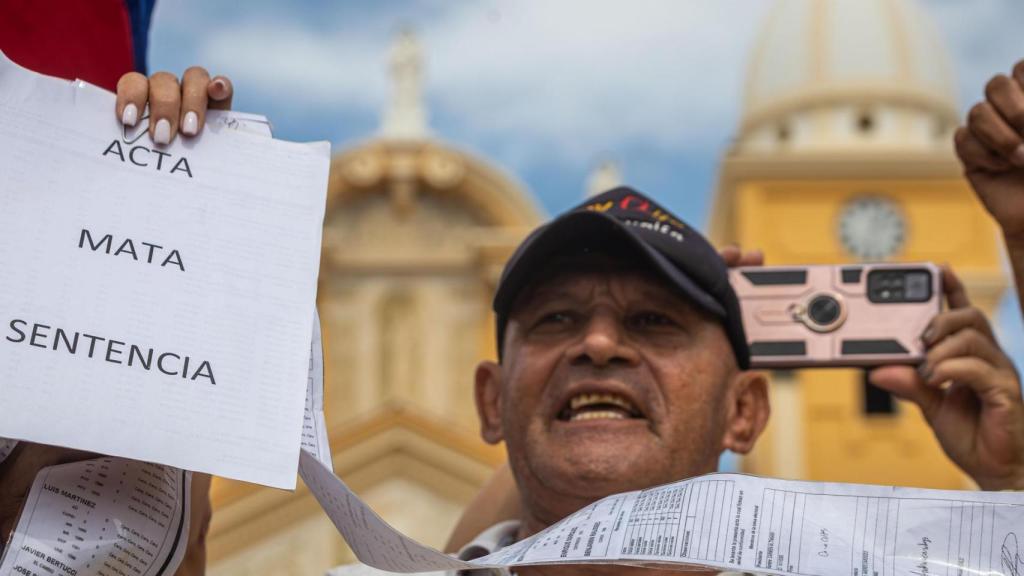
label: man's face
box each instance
[480,255,745,514]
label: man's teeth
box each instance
[569,392,636,413]
[569,410,627,422]
[562,392,640,421]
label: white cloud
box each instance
[187,0,771,166]
[198,22,388,108]
[924,0,1024,113]
[423,1,771,161]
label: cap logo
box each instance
[585,200,614,213]
[585,195,686,230]
[619,195,650,212]
[623,219,685,242]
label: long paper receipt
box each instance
[0,50,329,489]
[303,452,1024,576]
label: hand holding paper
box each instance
[116,66,234,143]
[0,50,328,488]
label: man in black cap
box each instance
[328,186,775,576]
[460,186,772,569]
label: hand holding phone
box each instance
[730,263,941,369]
[869,266,1024,491]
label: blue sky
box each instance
[148,0,1024,368]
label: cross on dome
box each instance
[381,29,429,139]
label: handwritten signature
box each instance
[1003,533,1022,576]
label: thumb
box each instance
[869,366,943,418]
[207,76,234,111]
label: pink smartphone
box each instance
[729,263,942,369]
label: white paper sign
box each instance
[0,50,329,489]
[302,451,1024,576]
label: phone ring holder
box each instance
[790,292,848,333]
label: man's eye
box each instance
[630,312,677,329]
[535,311,574,327]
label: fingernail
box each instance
[182,111,198,136]
[921,325,935,344]
[917,363,932,381]
[121,103,138,126]
[210,78,227,98]
[1013,144,1024,168]
[153,119,171,145]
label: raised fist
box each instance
[955,60,1024,239]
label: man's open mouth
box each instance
[557,392,643,422]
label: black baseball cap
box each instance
[493,186,750,369]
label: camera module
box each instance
[807,294,842,327]
[867,268,932,303]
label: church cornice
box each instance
[740,83,959,141]
[718,149,964,182]
[326,139,543,229]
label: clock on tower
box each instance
[838,196,905,261]
[707,0,1006,490]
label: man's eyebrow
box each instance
[517,285,578,308]
[634,286,696,312]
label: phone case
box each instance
[729,263,941,369]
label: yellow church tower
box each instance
[709,0,1006,489]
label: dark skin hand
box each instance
[932,57,1024,491]
[955,60,1024,314]
[870,267,1024,491]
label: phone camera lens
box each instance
[807,295,842,327]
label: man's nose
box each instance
[567,313,640,367]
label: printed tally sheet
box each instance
[0,458,192,576]
[0,48,329,489]
[0,309,330,576]
[303,453,1024,576]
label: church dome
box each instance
[738,0,959,153]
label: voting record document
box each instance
[0,51,329,489]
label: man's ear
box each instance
[474,361,504,445]
[721,370,770,455]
